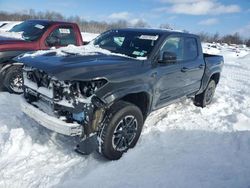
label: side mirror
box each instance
[46,36,59,46]
[159,51,177,64]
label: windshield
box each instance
[93,30,161,59]
[9,21,51,41]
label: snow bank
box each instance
[21,44,146,60]
[202,42,250,57]
[21,44,115,58]
[0,44,250,188]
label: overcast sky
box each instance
[0,0,249,36]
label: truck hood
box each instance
[0,36,31,51]
[16,52,145,81]
[0,36,23,42]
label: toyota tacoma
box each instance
[17,28,223,160]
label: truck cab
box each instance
[0,19,83,93]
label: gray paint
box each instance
[16,29,224,115]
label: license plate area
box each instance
[25,87,55,116]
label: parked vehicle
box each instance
[0,19,83,93]
[18,28,224,160]
[0,21,22,32]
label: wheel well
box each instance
[210,73,220,85]
[120,92,150,120]
[0,62,14,76]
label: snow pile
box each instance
[21,44,114,57]
[21,43,146,60]
[0,31,24,40]
[202,42,250,58]
[81,32,99,42]
[202,43,221,54]
[0,43,250,188]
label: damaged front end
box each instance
[21,66,108,154]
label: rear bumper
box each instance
[21,98,83,136]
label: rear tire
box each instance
[97,101,144,160]
[3,66,23,94]
[194,79,216,107]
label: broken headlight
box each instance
[53,79,108,102]
[79,79,108,97]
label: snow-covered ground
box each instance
[0,42,250,188]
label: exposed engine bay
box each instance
[22,66,107,137]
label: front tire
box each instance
[98,101,144,160]
[3,66,23,94]
[194,79,216,107]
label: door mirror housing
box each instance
[159,51,177,64]
[46,36,60,46]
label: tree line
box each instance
[198,32,250,46]
[0,9,249,46]
[0,9,148,33]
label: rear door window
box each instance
[183,37,198,61]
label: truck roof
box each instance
[116,28,198,37]
[25,19,76,25]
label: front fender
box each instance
[0,62,23,79]
[0,50,27,77]
[97,83,153,106]
[0,51,28,64]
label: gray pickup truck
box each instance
[17,28,224,160]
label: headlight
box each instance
[79,79,108,97]
[53,79,108,102]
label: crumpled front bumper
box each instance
[20,98,83,136]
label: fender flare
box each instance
[99,84,153,113]
[197,70,221,95]
[0,62,23,76]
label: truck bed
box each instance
[204,53,224,66]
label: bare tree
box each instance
[212,32,220,43]
[245,39,250,47]
[222,32,243,45]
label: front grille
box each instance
[23,67,54,99]
[26,69,51,88]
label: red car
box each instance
[0,19,84,93]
